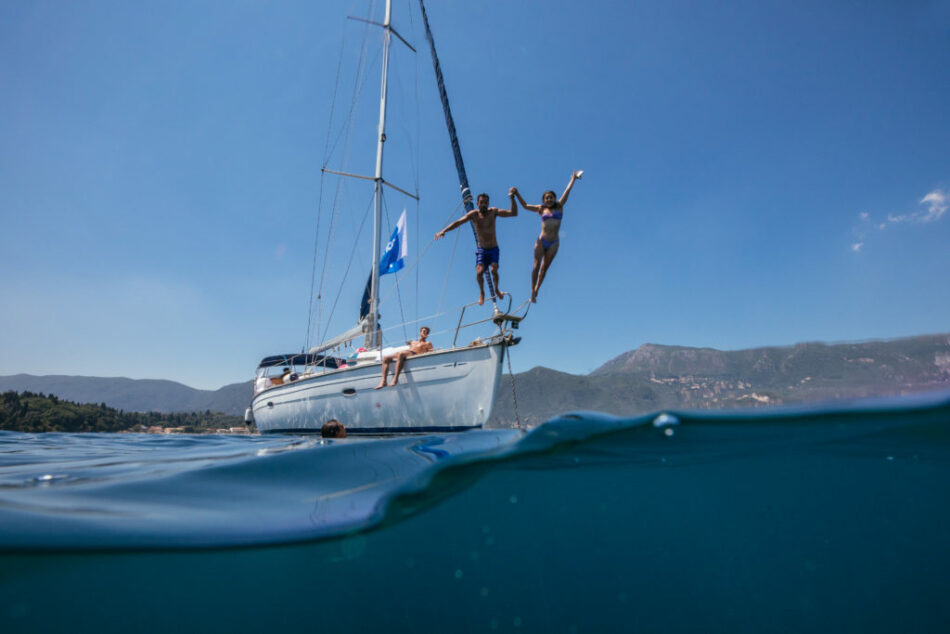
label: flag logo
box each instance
[379,209,408,276]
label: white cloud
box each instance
[886,213,906,224]
[850,187,947,252]
[920,190,948,222]
[880,189,947,227]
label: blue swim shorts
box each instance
[475,246,500,267]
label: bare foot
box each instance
[496,289,505,299]
[389,379,399,386]
[478,294,485,306]
[531,288,538,303]
[374,382,387,390]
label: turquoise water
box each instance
[2,393,949,632]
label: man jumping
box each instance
[435,190,517,305]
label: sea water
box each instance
[1,393,949,633]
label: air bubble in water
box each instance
[653,413,679,427]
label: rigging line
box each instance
[319,7,407,350]
[318,137,363,332]
[305,168,328,350]
[315,172,345,345]
[317,192,375,348]
[435,220,461,336]
[380,193,410,344]
[318,8,390,347]
[377,193,409,346]
[306,23,352,350]
[394,268,408,343]
[375,295,491,333]
[377,0,424,324]
[322,22,348,163]
[317,191,371,348]
[314,20,378,348]
[316,15,385,329]
[506,343,523,429]
[410,10,422,325]
[387,49,420,196]
[320,92,369,303]
[414,191,420,324]
[376,310,451,332]
[379,322,455,346]
[324,2,381,164]
[386,51,423,206]
[375,307,465,339]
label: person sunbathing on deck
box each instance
[435,190,517,306]
[375,326,434,389]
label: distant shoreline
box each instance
[2,333,948,432]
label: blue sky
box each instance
[2,0,948,390]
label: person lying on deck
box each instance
[375,326,434,389]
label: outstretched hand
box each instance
[508,187,517,197]
[434,231,445,240]
[573,170,583,180]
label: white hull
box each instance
[251,343,506,434]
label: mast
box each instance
[368,0,394,349]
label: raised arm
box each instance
[512,188,542,213]
[558,170,583,208]
[435,210,475,239]
[496,188,519,217]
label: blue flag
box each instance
[379,209,407,276]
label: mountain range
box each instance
[489,333,950,425]
[2,333,948,427]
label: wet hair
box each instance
[541,190,561,210]
[321,419,347,438]
[477,193,489,204]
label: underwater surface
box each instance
[2,392,949,632]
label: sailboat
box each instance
[247,0,524,434]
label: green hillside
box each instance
[0,391,245,434]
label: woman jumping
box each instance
[513,170,582,302]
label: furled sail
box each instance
[418,0,498,301]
